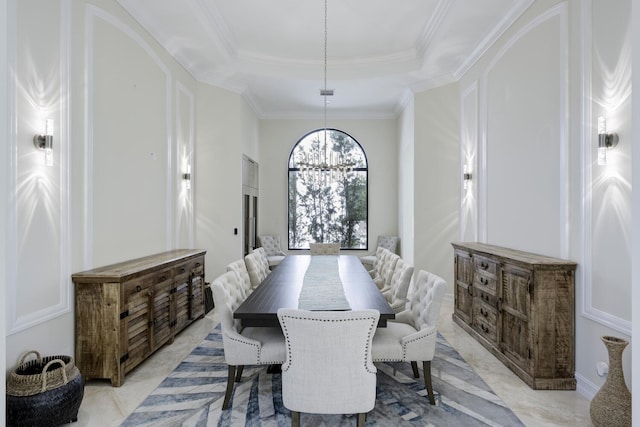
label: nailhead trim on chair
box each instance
[279,314,379,374]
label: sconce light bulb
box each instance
[597,116,606,135]
[44,147,53,166]
[45,119,54,136]
[597,146,607,166]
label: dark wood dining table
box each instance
[234,254,395,327]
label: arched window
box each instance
[288,128,368,250]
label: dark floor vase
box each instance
[589,336,631,427]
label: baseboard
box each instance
[575,372,598,400]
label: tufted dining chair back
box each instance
[372,248,400,290]
[277,308,379,427]
[309,242,340,255]
[360,236,399,270]
[407,269,447,333]
[382,258,414,313]
[258,235,287,267]
[244,249,271,288]
[226,259,252,298]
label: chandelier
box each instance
[297,0,356,183]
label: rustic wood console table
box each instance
[72,249,206,386]
[452,242,576,390]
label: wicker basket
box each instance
[6,351,84,426]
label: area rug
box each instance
[121,325,524,426]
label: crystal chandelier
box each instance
[297,0,356,183]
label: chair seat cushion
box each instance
[371,321,417,362]
[243,326,286,364]
[267,255,285,267]
[360,255,375,268]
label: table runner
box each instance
[297,256,351,311]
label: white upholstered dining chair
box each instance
[210,271,285,410]
[258,235,287,267]
[371,248,400,290]
[372,269,447,404]
[277,308,380,427]
[226,259,252,298]
[381,257,414,313]
[360,235,399,270]
[244,249,271,289]
[309,242,340,255]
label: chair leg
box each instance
[223,365,236,410]
[423,360,435,405]
[357,413,366,427]
[235,365,244,382]
[411,361,420,378]
[291,411,300,427]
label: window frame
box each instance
[287,128,369,251]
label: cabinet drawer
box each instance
[473,315,497,343]
[475,289,497,308]
[474,256,498,276]
[154,268,173,285]
[474,300,497,326]
[190,257,204,275]
[174,262,190,278]
[124,273,153,299]
[473,271,497,295]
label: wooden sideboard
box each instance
[451,242,577,390]
[72,249,206,386]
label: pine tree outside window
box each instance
[288,129,368,250]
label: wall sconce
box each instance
[597,116,618,165]
[463,164,472,189]
[33,119,54,166]
[182,164,191,190]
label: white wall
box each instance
[195,83,246,275]
[412,84,460,290]
[455,0,632,395]
[258,119,398,256]
[398,98,415,265]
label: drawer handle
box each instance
[159,275,167,282]
[179,268,186,274]
[195,262,201,267]
[482,294,489,302]
[480,308,488,317]
[497,298,503,313]
[480,277,487,285]
[480,262,488,270]
[467,284,473,296]
[136,285,141,292]
[480,324,488,333]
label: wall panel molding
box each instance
[459,81,478,241]
[84,5,173,268]
[175,81,195,247]
[7,0,73,335]
[578,0,631,336]
[479,2,569,258]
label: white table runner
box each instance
[297,256,351,311]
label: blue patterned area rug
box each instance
[121,325,524,426]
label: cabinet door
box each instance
[454,250,473,324]
[152,268,174,349]
[189,257,205,320]
[174,262,191,333]
[499,265,533,374]
[122,274,153,373]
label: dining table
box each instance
[234,254,395,328]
